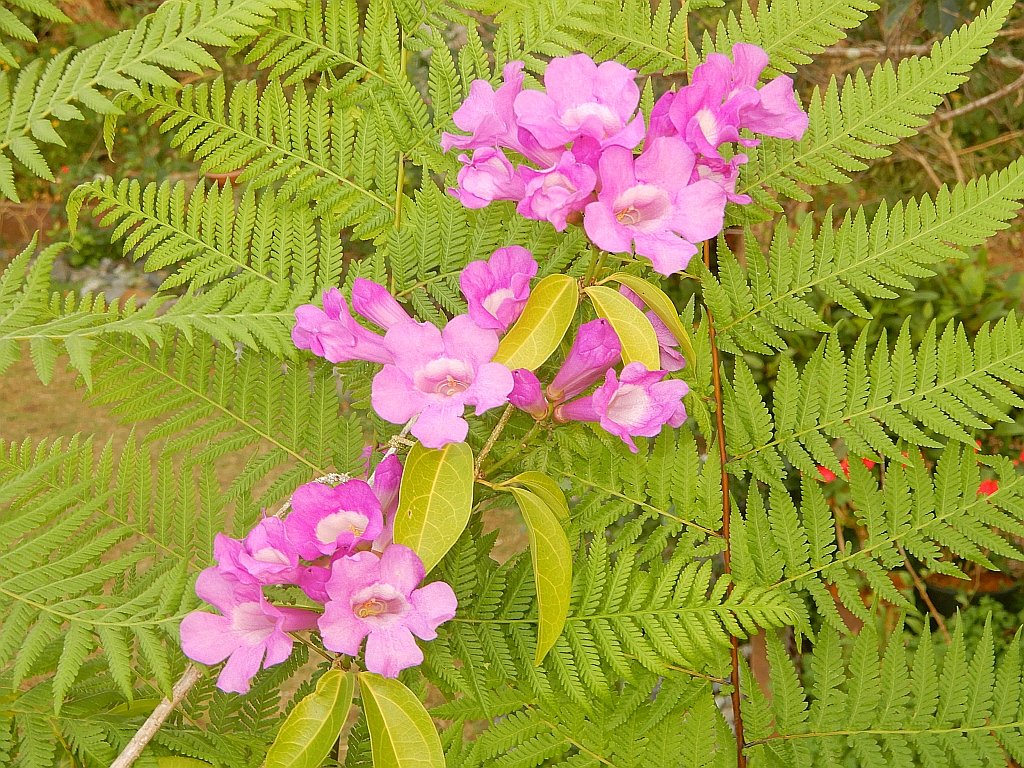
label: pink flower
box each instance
[351,279,412,330]
[694,154,752,204]
[213,517,300,586]
[509,368,548,419]
[517,151,597,231]
[292,288,392,364]
[371,315,514,448]
[583,138,727,275]
[554,363,688,452]
[654,43,808,156]
[619,287,686,372]
[459,246,538,332]
[284,479,384,560]
[319,545,457,678]
[816,466,838,482]
[180,569,319,693]
[371,454,404,552]
[441,62,526,154]
[449,148,526,209]
[547,319,621,402]
[513,54,645,151]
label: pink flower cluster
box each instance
[292,278,515,449]
[179,458,458,692]
[443,48,808,275]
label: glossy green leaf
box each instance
[358,673,444,768]
[505,471,569,521]
[265,670,355,768]
[494,274,578,370]
[606,271,696,364]
[583,285,660,369]
[505,486,572,664]
[394,441,474,573]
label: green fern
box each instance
[0,0,69,68]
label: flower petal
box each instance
[364,627,424,678]
[179,611,236,665]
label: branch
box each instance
[933,70,1024,123]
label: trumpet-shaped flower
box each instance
[292,288,392,364]
[547,319,621,401]
[513,54,645,151]
[318,545,457,678]
[449,148,526,209]
[371,315,514,447]
[459,246,538,332]
[351,279,413,330]
[517,151,597,231]
[285,479,384,560]
[441,62,526,153]
[371,454,404,552]
[213,517,300,586]
[583,138,726,275]
[554,363,688,452]
[619,287,686,372]
[180,568,319,693]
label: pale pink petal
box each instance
[442,314,500,368]
[276,607,320,632]
[671,179,727,244]
[633,232,698,276]
[595,146,636,203]
[195,568,258,612]
[544,54,598,107]
[407,581,458,640]
[412,400,469,448]
[730,43,769,89]
[584,201,633,254]
[179,611,237,665]
[262,630,295,667]
[466,362,514,414]
[325,551,382,602]
[635,137,696,195]
[319,602,371,656]
[383,321,445,372]
[378,544,427,595]
[364,627,423,678]
[371,366,425,424]
[216,644,265,694]
[352,279,412,330]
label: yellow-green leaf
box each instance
[505,471,568,521]
[157,759,213,768]
[394,441,474,573]
[606,272,695,364]
[505,487,572,664]
[583,285,660,369]
[265,670,355,768]
[358,673,444,768]
[494,274,578,370]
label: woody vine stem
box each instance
[703,241,747,768]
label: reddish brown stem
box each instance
[704,242,747,768]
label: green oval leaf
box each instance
[494,274,578,370]
[607,272,695,365]
[265,669,355,768]
[505,471,569,521]
[358,673,444,768]
[583,284,660,370]
[505,486,572,665]
[394,441,474,573]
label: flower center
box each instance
[612,185,671,233]
[315,510,368,545]
[351,584,409,627]
[415,358,474,399]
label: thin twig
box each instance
[703,241,747,768]
[933,70,1024,124]
[897,544,951,643]
[475,404,515,474]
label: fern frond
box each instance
[726,317,1024,482]
[750,622,1024,768]
[737,0,1013,212]
[735,445,1024,629]
[703,157,1024,353]
[0,0,297,199]
[0,0,69,68]
[705,0,877,74]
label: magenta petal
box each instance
[262,629,295,667]
[319,602,371,656]
[408,581,458,640]
[633,232,698,276]
[671,179,727,244]
[364,627,424,678]
[442,315,500,368]
[412,400,469,448]
[216,644,266,694]
[583,201,633,254]
[635,137,696,195]
[377,544,427,595]
[384,321,445,372]
[195,568,258,611]
[371,366,424,425]
[179,611,236,665]
[277,607,320,632]
[326,551,382,602]
[352,279,412,330]
[466,362,514,414]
